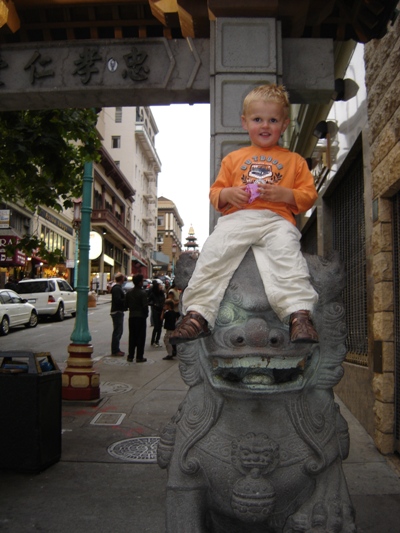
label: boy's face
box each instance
[241,100,290,150]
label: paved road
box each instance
[0,295,115,366]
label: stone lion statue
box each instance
[158,250,356,533]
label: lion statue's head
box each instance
[175,250,347,398]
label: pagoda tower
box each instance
[184,224,199,252]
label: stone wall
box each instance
[364,11,400,454]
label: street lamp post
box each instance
[62,162,100,401]
[171,242,177,278]
[72,198,82,289]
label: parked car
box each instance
[17,278,77,321]
[0,289,38,335]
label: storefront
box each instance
[0,234,27,287]
[38,208,75,283]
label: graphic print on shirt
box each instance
[240,155,284,185]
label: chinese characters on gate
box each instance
[0,46,150,87]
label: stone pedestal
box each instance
[158,250,356,532]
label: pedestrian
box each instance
[110,272,126,356]
[125,274,148,363]
[161,299,179,360]
[147,279,165,347]
[167,280,180,357]
[170,84,319,346]
[5,276,18,291]
[167,280,180,315]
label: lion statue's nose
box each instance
[237,318,286,348]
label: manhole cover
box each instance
[108,437,160,463]
[100,381,133,395]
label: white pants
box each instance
[183,210,318,326]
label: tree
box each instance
[0,108,100,212]
[0,108,101,264]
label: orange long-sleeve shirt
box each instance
[209,146,317,226]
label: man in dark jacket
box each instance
[110,272,126,356]
[125,274,149,363]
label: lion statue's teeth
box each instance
[242,373,275,386]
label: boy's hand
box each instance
[219,186,250,209]
[258,183,295,206]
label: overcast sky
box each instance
[151,104,211,250]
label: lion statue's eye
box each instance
[215,304,245,326]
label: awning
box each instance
[103,253,114,266]
[132,256,147,267]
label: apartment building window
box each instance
[93,189,102,210]
[115,247,122,264]
[112,136,121,149]
[41,225,69,257]
[157,215,164,226]
[157,233,164,243]
[105,240,114,257]
[115,107,122,123]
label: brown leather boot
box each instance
[289,310,319,343]
[169,311,211,345]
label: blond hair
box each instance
[242,84,290,116]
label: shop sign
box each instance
[0,236,26,266]
[0,210,10,229]
[38,208,74,236]
[89,231,102,260]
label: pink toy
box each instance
[245,182,260,203]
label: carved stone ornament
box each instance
[158,250,356,533]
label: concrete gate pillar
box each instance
[209,18,280,230]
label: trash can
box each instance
[0,351,61,473]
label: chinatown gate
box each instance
[0,17,335,235]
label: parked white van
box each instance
[17,278,77,321]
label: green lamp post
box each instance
[62,161,100,401]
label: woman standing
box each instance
[147,280,165,347]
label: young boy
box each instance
[170,84,319,345]
[161,299,180,359]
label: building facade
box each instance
[156,196,184,276]
[291,13,400,455]
[99,106,161,279]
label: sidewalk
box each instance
[1,302,400,532]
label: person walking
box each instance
[125,274,149,363]
[110,272,126,356]
[147,279,165,347]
